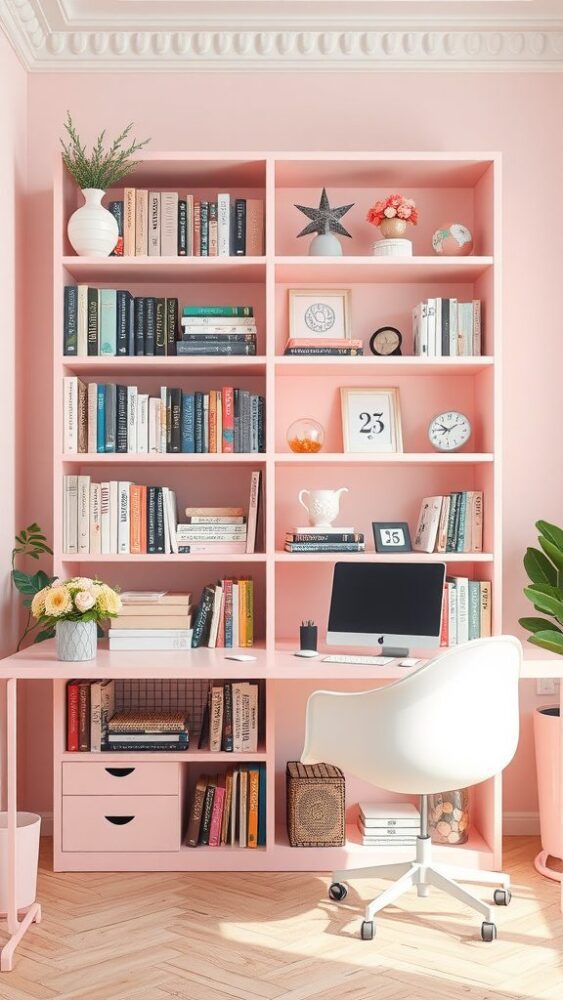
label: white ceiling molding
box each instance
[2,0,563,71]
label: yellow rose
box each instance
[96,584,121,617]
[44,585,72,618]
[31,587,48,619]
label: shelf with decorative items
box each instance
[46,149,502,879]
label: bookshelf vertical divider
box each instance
[52,152,502,873]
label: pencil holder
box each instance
[300,624,317,652]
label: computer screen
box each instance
[327,562,446,652]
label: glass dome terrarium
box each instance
[287,418,325,454]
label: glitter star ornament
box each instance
[294,188,354,256]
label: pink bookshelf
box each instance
[51,150,502,874]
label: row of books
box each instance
[186,767,266,848]
[283,338,364,357]
[440,577,492,647]
[357,802,420,847]
[180,306,258,356]
[412,298,481,357]
[111,192,265,258]
[62,477,261,556]
[413,491,483,554]
[104,710,189,751]
[63,288,179,357]
[108,591,193,651]
[284,526,365,553]
[63,378,265,454]
[192,578,255,648]
[198,681,260,752]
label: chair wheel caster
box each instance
[328,882,347,902]
[481,921,497,942]
[493,888,511,906]
[360,920,374,940]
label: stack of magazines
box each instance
[102,710,190,752]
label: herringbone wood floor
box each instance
[1,837,562,1000]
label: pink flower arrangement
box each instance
[366,194,418,228]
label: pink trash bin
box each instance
[533,705,562,881]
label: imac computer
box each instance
[327,561,446,658]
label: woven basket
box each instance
[286,762,345,848]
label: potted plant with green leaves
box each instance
[61,113,149,257]
[519,519,563,655]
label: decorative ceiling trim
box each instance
[2,2,563,71]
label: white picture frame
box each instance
[289,289,351,341]
[340,387,403,454]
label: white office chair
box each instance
[301,636,522,942]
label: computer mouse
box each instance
[294,650,319,658]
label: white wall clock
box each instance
[428,411,471,452]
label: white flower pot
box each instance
[67,188,118,257]
[56,620,97,661]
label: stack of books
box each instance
[198,681,260,752]
[63,477,179,555]
[111,191,264,257]
[177,473,261,555]
[185,766,266,848]
[102,710,190,752]
[63,287,179,357]
[66,679,116,752]
[191,578,254,648]
[372,238,413,257]
[108,591,193,651]
[179,305,258,356]
[358,802,420,847]
[412,298,481,357]
[284,526,365,554]
[441,577,492,647]
[63,379,265,455]
[413,491,483,554]
[283,338,363,357]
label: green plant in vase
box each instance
[519,519,563,655]
[11,523,55,650]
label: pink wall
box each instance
[14,69,563,818]
[0,31,27,656]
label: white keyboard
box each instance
[322,654,395,666]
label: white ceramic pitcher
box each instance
[298,487,348,527]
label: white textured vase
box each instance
[67,188,118,257]
[56,620,97,661]
[298,487,349,527]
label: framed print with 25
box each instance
[340,387,403,454]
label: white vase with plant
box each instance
[31,577,122,661]
[61,112,149,257]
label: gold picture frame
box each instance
[289,289,351,341]
[340,387,403,454]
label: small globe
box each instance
[287,418,325,454]
[432,223,474,256]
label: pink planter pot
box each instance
[533,705,562,882]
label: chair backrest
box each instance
[301,637,522,795]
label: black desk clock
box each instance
[369,326,403,357]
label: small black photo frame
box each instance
[372,522,412,553]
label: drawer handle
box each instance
[105,767,135,778]
[104,816,134,826]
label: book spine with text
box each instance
[124,188,136,256]
[148,192,160,255]
[64,285,78,355]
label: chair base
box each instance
[331,836,511,940]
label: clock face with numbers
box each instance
[428,411,472,452]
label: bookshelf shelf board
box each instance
[275,256,493,284]
[272,822,494,871]
[61,453,266,466]
[60,553,266,564]
[275,452,494,465]
[63,356,267,376]
[275,357,495,377]
[62,256,267,284]
[59,749,267,763]
[275,551,494,563]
